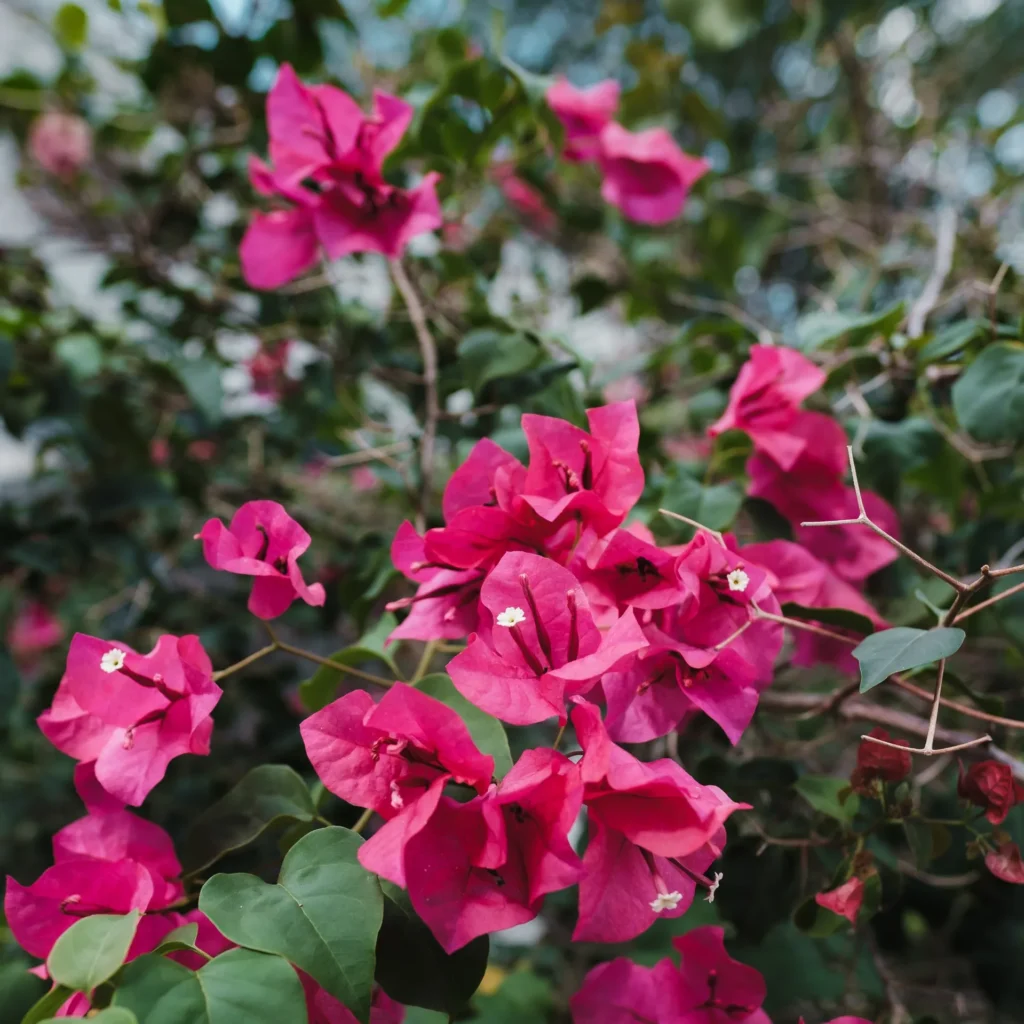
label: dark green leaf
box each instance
[113,949,306,1023]
[792,895,846,938]
[40,1010,137,1024]
[376,882,488,1014]
[181,765,317,874]
[917,319,986,365]
[199,827,382,1023]
[298,614,400,712]
[21,985,74,1024]
[47,912,141,992]
[152,923,207,959]
[171,356,224,426]
[415,673,512,778]
[793,775,859,824]
[780,603,875,636]
[952,342,1024,443]
[457,329,542,395]
[853,626,965,692]
[795,301,904,351]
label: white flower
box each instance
[496,606,526,628]
[649,890,683,913]
[100,648,127,673]
[705,872,724,903]
[726,568,750,593]
[389,781,404,810]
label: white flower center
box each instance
[389,781,404,810]
[705,871,724,903]
[726,569,749,593]
[496,606,526,628]
[649,890,683,913]
[100,648,127,673]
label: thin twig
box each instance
[861,732,990,756]
[954,579,1024,622]
[713,618,754,652]
[352,808,374,835]
[390,259,439,523]
[212,643,277,681]
[906,206,957,339]
[668,292,776,346]
[658,508,724,545]
[322,440,411,468]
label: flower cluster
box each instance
[546,78,709,225]
[240,64,442,289]
[710,344,901,583]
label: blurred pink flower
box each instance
[7,601,63,662]
[547,78,620,163]
[28,112,91,180]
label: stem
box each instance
[274,639,395,688]
[860,731,990,757]
[352,808,374,834]
[553,723,567,750]
[212,643,277,681]
[412,640,438,684]
[658,508,725,546]
[923,659,946,752]
[955,578,1024,622]
[752,606,854,644]
[889,676,1024,730]
[713,617,754,652]
[390,259,439,523]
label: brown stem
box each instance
[955,578,1024,622]
[212,642,278,681]
[390,259,439,525]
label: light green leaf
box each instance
[55,334,103,380]
[181,764,317,874]
[170,356,223,426]
[152,923,208,960]
[299,614,400,712]
[795,301,904,351]
[794,775,859,824]
[47,911,140,993]
[54,3,89,49]
[415,672,512,778]
[853,626,965,693]
[113,948,306,1023]
[951,342,1024,443]
[199,827,382,1023]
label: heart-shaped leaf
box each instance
[376,881,488,1014]
[113,948,305,1023]
[853,626,966,692]
[199,827,382,1023]
[47,912,140,993]
[415,672,512,778]
[182,765,317,874]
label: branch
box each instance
[906,205,957,339]
[390,259,440,524]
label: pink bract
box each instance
[197,499,326,619]
[598,122,709,225]
[28,112,92,180]
[38,633,222,807]
[546,77,620,162]
[7,600,63,661]
[815,876,864,924]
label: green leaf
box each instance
[152,923,208,959]
[457,329,542,395]
[795,301,904,351]
[853,626,966,693]
[199,827,382,1024]
[951,342,1024,443]
[170,356,223,426]
[916,319,986,365]
[376,882,488,1014]
[182,765,317,874]
[54,3,89,49]
[55,334,103,380]
[21,986,74,1024]
[792,895,846,939]
[113,949,306,1023]
[40,1010,137,1024]
[298,614,400,712]
[47,912,141,992]
[415,673,512,778]
[780,603,876,636]
[660,473,744,535]
[794,775,859,824]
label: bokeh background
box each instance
[3,0,1024,1021]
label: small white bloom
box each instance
[496,606,526,628]
[705,871,724,903]
[389,781,404,810]
[649,890,684,913]
[101,648,127,673]
[726,568,750,593]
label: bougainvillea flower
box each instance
[382,749,583,953]
[985,842,1024,885]
[441,438,526,521]
[448,552,648,725]
[4,857,154,958]
[28,112,92,180]
[958,760,1024,825]
[302,976,406,1024]
[849,728,911,792]
[247,340,293,398]
[301,683,494,819]
[493,163,556,231]
[386,521,486,641]
[597,123,709,225]
[570,926,770,1024]
[53,807,184,909]
[240,205,320,291]
[38,634,222,806]
[546,77,620,162]
[709,345,826,469]
[571,700,747,942]
[7,600,63,662]
[518,401,644,536]
[743,540,887,672]
[815,876,864,924]
[197,500,326,619]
